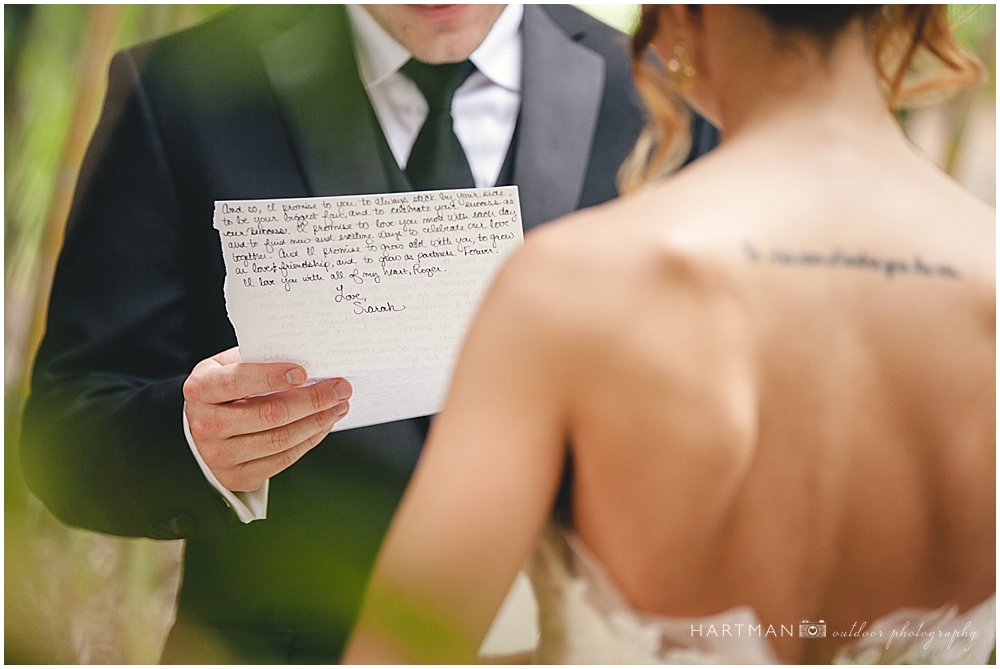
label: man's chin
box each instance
[403,5,480,63]
[365,3,506,64]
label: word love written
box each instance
[213,187,523,379]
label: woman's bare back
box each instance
[343,7,994,665]
[537,136,995,662]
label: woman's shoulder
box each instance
[489,189,747,352]
[515,194,697,279]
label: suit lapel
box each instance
[259,5,606,217]
[259,5,390,197]
[515,6,606,231]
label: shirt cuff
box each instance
[183,403,268,523]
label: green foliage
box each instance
[5,7,226,663]
[950,4,996,93]
[363,580,478,663]
[4,4,226,288]
[577,4,641,35]
[5,5,87,303]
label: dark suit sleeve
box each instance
[20,49,239,539]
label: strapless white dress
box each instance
[526,525,996,664]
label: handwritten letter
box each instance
[213,187,523,430]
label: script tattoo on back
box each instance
[742,242,960,280]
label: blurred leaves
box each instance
[5,6,225,663]
[577,4,641,35]
[907,4,995,202]
[5,4,228,392]
[950,4,997,92]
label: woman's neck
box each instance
[709,19,906,152]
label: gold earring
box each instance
[666,29,696,93]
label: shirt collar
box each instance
[347,4,523,93]
[469,4,522,93]
[346,4,411,88]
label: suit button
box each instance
[165,513,197,536]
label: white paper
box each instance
[213,186,523,431]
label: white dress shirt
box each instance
[347,4,522,188]
[186,4,524,522]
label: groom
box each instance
[21,4,717,662]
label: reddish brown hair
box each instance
[620,5,986,191]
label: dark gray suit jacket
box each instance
[22,4,716,661]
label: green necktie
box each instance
[401,58,476,191]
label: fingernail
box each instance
[333,402,349,417]
[285,368,306,385]
[333,379,352,400]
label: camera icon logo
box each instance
[799,620,827,638]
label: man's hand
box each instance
[182,347,352,492]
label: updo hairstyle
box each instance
[620,5,986,191]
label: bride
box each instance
[343,5,994,663]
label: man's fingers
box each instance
[187,360,310,404]
[188,346,241,378]
[191,378,352,439]
[222,424,336,492]
[211,402,349,466]
[210,346,242,367]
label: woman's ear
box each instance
[665,4,722,129]
[648,6,677,63]
[668,5,707,58]
[669,5,691,31]
[656,5,705,72]
[669,5,703,38]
